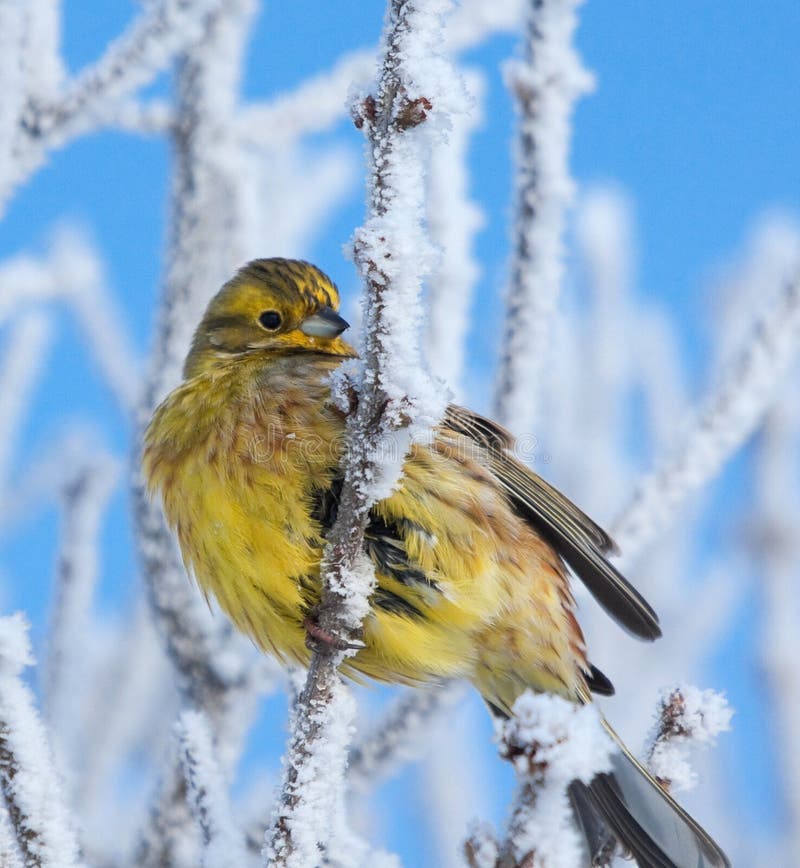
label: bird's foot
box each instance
[304,616,365,653]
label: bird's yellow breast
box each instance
[144,353,585,704]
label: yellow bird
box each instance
[144,258,728,867]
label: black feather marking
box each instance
[310,478,438,591]
[373,588,425,619]
[586,664,615,696]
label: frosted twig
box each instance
[348,683,465,791]
[25,0,227,142]
[494,0,593,435]
[176,709,249,867]
[267,1,460,862]
[645,686,732,794]
[0,313,52,492]
[426,69,485,398]
[44,453,119,780]
[20,2,64,100]
[613,263,800,561]
[3,0,228,214]
[754,405,800,860]
[0,800,24,868]
[0,3,25,203]
[494,692,613,868]
[0,614,80,867]
[464,821,500,868]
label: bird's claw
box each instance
[304,616,365,652]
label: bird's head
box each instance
[184,258,355,378]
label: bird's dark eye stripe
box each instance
[259,310,282,330]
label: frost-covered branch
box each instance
[0,614,80,867]
[2,0,228,213]
[754,405,800,860]
[494,0,593,435]
[176,709,249,867]
[267,1,461,862]
[613,261,800,561]
[645,686,732,794]
[489,692,613,868]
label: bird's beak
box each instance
[300,306,350,338]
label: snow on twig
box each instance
[176,709,249,868]
[20,2,64,101]
[754,404,800,860]
[612,261,800,561]
[645,686,732,794]
[24,0,225,141]
[267,0,463,862]
[494,0,593,436]
[44,452,119,781]
[0,614,80,867]
[493,692,613,868]
[0,3,25,203]
[2,0,228,214]
[426,69,485,399]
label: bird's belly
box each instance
[162,453,481,681]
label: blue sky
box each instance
[2,1,799,863]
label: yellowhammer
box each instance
[143,258,728,867]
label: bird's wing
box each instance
[443,405,661,641]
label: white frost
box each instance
[646,686,733,793]
[498,692,613,868]
[0,613,80,866]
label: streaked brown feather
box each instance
[443,405,662,641]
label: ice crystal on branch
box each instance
[646,686,732,794]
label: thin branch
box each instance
[644,686,732,795]
[613,263,800,562]
[494,0,593,435]
[753,405,800,860]
[176,709,249,868]
[0,614,80,867]
[1,0,228,215]
[267,0,459,861]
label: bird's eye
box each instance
[258,310,282,330]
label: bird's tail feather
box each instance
[570,718,729,867]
